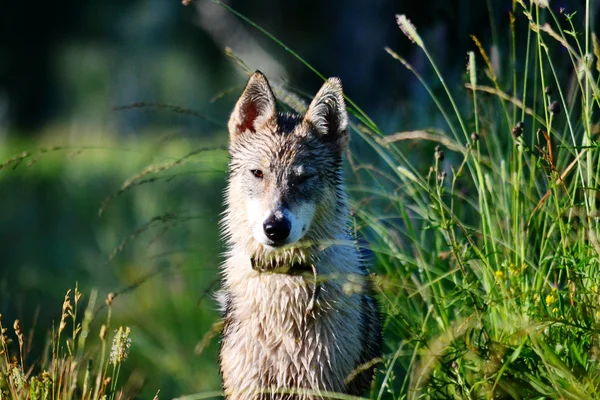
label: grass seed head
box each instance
[12,320,20,335]
[395,15,424,48]
[59,315,68,334]
[467,51,477,86]
[99,324,107,341]
[110,327,131,365]
[75,286,82,305]
[103,377,112,388]
[106,292,115,306]
[13,320,24,348]
[59,290,73,334]
[532,0,549,8]
[62,290,72,313]
[549,100,560,114]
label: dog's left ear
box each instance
[304,78,349,151]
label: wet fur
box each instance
[219,71,382,399]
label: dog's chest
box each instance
[220,273,364,395]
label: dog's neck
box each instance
[250,256,313,274]
[248,251,322,314]
[243,240,316,272]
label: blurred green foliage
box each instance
[1,135,229,397]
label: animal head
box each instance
[224,71,349,264]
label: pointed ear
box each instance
[228,71,277,142]
[304,78,349,150]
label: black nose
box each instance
[263,215,291,243]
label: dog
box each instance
[218,71,381,399]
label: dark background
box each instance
[0,0,514,134]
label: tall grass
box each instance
[356,1,600,398]
[0,288,140,400]
[211,0,600,397]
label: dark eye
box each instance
[251,169,264,179]
[297,174,316,184]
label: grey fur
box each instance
[219,71,382,400]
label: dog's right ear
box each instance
[303,78,349,152]
[228,71,277,143]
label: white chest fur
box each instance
[220,252,365,399]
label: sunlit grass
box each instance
[0,287,140,400]
[360,1,600,398]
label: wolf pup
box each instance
[219,71,381,399]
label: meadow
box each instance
[1,0,600,398]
